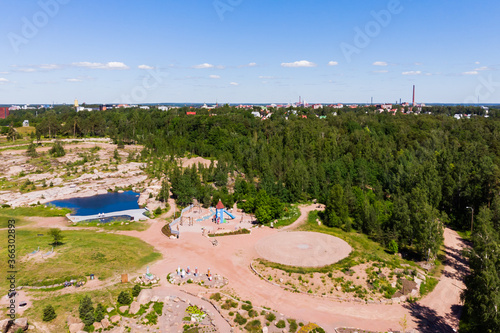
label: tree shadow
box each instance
[404,303,456,333]
[441,245,469,281]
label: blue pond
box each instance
[50,191,140,216]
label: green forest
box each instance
[2,104,499,332]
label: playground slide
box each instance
[223,209,235,219]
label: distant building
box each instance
[158,106,169,111]
[0,107,9,119]
[186,111,197,115]
[74,99,79,108]
[23,120,29,127]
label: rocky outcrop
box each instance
[129,301,140,315]
[137,289,153,305]
[69,322,85,333]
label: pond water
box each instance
[50,191,141,216]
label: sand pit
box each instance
[255,231,352,267]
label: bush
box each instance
[387,240,399,254]
[132,284,142,297]
[210,293,221,301]
[26,142,38,158]
[79,296,94,321]
[265,312,276,322]
[154,206,162,215]
[288,319,298,332]
[49,141,66,157]
[244,319,262,332]
[276,320,286,328]
[42,305,56,321]
[82,311,95,327]
[153,302,164,315]
[117,291,132,305]
[234,313,247,325]
[94,303,105,322]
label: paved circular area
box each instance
[255,231,352,267]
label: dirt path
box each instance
[281,204,324,230]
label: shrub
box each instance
[26,142,38,158]
[79,296,94,321]
[94,303,105,322]
[42,305,56,321]
[387,240,399,254]
[288,319,298,332]
[132,284,141,297]
[244,319,262,332]
[117,291,132,305]
[241,303,253,311]
[248,309,258,318]
[49,141,66,157]
[154,206,162,215]
[234,313,247,325]
[276,320,286,328]
[265,313,276,322]
[210,293,221,301]
[153,302,164,315]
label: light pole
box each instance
[466,206,474,234]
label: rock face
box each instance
[69,322,85,333]
[137,289,153,305]
[7,318,28,333]
[101,318,110,329]
[93,322,103,330]
[110,315,121,323]
[67,315,81,325]
[129,301,140,315]
[0,319,10,333]
[118,305,129,313]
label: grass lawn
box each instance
[69,219,151,231]
[15,126,36,135]
[0,229,161,293]
[0,206,72,228]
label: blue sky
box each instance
[0,0,499,104]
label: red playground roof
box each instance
[216,200,225,209]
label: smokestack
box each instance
[412,85,416,106]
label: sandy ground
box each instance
[255,231,352,267]
[7,190,467,332]
[116,202,467,332]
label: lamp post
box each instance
[466,206,474,234]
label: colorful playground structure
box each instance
[167,199,254,237]
[214,199,235,224]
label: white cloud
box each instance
[475,66,490,71]
[0,78,9,83]
[373,70,389,73]
[72,62,129,70]
[66,78,82,82]
[463,71,478,75]
[0,72,8,74]
[281,60,317,68]
[373,61,388,66]
[209,75,221,79]
[17,68,37,73]
[259,76,276,79]
[402,71,422,75]
[230,82,239,86]
[138,65,154,70]
[414,62,423,66]
[475,61,481,65]
[242,62,257,67]
[215,65,225,70]
[38,64,61,70]
[328,61,339,66]
[192,63,214,69]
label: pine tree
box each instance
[94,303,105,322]
[79,296,94,321]
[117,291,132,305]
[42,305,56,322]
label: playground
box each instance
[169,200,256,237]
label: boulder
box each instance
[110,315,121,323]
[106,307,114,313]
[8,318,28,332]
[69,322,85,333]
[129,301,141,315]
[0,319,10,333]
[137,289,153,305]
[93,322,103,330]
[67,315,81,325]
[119,305,129,313]
[151,296,159,302]
[101,318,110,329]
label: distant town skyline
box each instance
[1,0,499,104]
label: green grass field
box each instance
[0,229,161,292]
[0,206,72,228]
[70,219,151,231]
